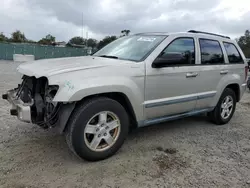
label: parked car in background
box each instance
[247,58,250,70]
[2,30,249,161]
[247,58,250,89]
[247,77,250,89]
[246,58,250,89]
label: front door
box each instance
[144,37,201,120]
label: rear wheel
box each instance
[208,88,236,125]
[66,97,129,161]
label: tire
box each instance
[65,97,129,161]
[208,88,236,125]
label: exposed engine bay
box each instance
[16,75,60,128]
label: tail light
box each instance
[245,66,249,81]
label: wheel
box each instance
[66,97,129,161]
[208,88,236,125]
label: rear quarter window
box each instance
[223,42,243,64]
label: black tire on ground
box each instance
[208,88,236,125]
[65,97,129,161]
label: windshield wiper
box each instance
[98,55,119,59]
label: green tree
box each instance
[11,30,26,43]
[237,30,250,58]
[45,34,55,42]
[68,36,86,45]
[97,36,117,49]
[68,37,98,48]
[38,34,56,45]
[86,38,98,48]
[0,32,8,42]
[121,30,130,37]
[26,39,37,44]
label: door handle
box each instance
[186,72,198,78]
[220,70,228,75]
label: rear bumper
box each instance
[240,83,247,99]
[2,90,33,123]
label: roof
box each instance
[135,30,231,41]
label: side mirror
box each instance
[152,52,186,68]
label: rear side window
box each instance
[199,39,224,65]
[223,42,243,63]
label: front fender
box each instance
[50,76,145,122]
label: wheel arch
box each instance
[213,74,242,107]
[59,92,139,134]
[225,83,240,102]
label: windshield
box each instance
[93,35,166,62]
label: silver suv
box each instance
[3,30,248,161]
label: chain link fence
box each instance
[0,43,88,60]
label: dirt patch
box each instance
[164,148,178,154]
[156,146,164,152]
[156,146,178,154]
[152,153,189,178]
[153,154,188,171]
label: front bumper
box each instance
[2,89,33,123]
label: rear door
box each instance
[194,38,229,110]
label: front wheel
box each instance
[208,88,236,125]
[66,97,129,161]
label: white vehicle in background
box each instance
[247,58,250,89]
[3,30,248,161]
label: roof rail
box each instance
[188,30,230,39]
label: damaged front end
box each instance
[2,75,64,129]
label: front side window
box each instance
[199,39,224,64]
[93,35,166,62]
[223,42,243,63]
[157,38,195,65]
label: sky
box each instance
[1,0,250,42]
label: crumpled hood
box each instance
[17,56,126,78]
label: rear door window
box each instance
[199,39,224,65]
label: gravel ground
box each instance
[0,60,250,188]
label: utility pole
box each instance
[86,27,88,47]
[81,12,84,39]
